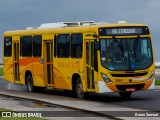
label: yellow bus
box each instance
[3,21,155,98]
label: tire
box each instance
[119,92,132,98]
[26,75,34,92]
[75,78,84,99]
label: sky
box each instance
[0,0,160,63]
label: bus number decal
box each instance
[115,79,123,82]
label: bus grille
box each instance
[116,84,145,91]
[111,72,148,77]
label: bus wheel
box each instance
[26,75,34,92]
[119,92,132,98]
[76,78,84,99]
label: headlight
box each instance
[101,72,112,83]
[147,71,155,81]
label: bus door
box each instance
[44,40,54,86]
[85,40,97,92]
[13,41,20,83]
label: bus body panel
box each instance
[3,23,155,95]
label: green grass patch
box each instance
[0,108,12,111]
[0,68,3,76]
[0,108,47,120]
[155,80,160,86]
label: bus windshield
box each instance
[100,38,153,71]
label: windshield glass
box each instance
[100,38,152,71]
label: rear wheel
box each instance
[75,78,84,99]
[26,75,34,92]
[119,92,132,98]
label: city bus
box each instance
[3,21,155,98]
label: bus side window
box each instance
[57,34,70,58]
[4,37,12,57]
[21,36,32,57]
[33,35,42,57]
[71,34,83,58]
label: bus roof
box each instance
[4,21,148,36]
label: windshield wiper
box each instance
[113,39,124,57]
[133,36,140,58]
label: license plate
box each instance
[126,88,136,92]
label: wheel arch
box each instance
[72,73,81,90]
[25,70,33,85]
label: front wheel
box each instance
[26,75,34,92]
[119,92,132,98]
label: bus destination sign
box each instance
[109,28,140,35]
[99,27,149,36]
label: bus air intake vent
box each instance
[116,84,145,91]
[110,72,148,77]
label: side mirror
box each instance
[92,34,100,50]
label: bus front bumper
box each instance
[98,78,155,93]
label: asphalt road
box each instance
[86,90,160,111]
[0,76,160,113]
[0,78,111,120]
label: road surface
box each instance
[0,76,160,120]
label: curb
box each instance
[0,91,122,120]
[155,85,160,90]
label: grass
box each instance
[0,108,12,111]
[0,108,47,120]
[0,68,3,76]
[155,80,160,86]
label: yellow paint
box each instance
[3,23,155,94]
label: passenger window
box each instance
[4,37,12,57]
[71,34,83,58]
[33,35,42,57]
[21,36,32,57]
[57,34,70,58]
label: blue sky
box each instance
[0,0,160,62]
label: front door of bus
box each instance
[44,41,54,86]
[85,40,97,92]
[13,41,20,83]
